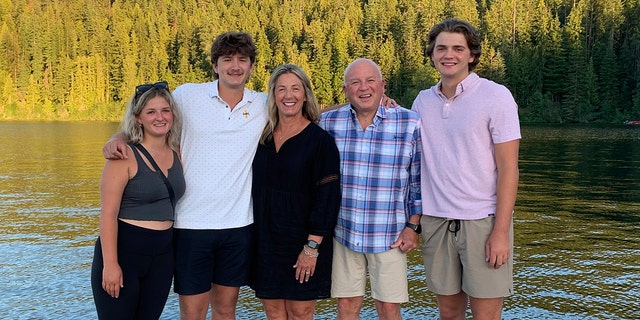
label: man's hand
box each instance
[391,228,419,253]
[380,94,399,109]
[485,230,510,269]
[102,133,128,160]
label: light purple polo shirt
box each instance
[411,73,521,220]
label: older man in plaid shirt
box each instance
[318,58,422,320]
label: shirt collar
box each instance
[208,80,256,104]
[347,104,387,126]
[435,72,480,99]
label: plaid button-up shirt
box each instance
[319,104,422,253]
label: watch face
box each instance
[306,240,319,249]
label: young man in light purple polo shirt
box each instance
[411,19,521,320]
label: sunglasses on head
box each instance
[135,81,169,98]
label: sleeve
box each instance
[407,118,423,218]
[410,90,424,116]
[489,85,521,144]
[308,130,342,238]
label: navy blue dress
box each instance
[251,123,341,300]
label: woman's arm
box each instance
[98,149,132,298]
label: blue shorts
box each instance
[173,225,253,295]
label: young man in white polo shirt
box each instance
[170,32,268,320]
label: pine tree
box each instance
[0,0,634,122]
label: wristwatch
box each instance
[405,222,422,234]
[306,240,320,249]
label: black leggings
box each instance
[91,220,173,320]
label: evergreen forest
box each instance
[0,0,639,123]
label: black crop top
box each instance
[118,145,185,221]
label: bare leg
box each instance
[286,299,317,320]
[469,296,503,320]
[374,300,401,320]
[210,284,240,320]
[261,299,287,320]
[436,292,468,320]
[337,296,364,320]
[179,291,210,320]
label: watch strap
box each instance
[405,221,421,234]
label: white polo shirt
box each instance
[171,81,268,229]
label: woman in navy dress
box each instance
[251,64,341,319]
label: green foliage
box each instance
[0,0,637,123]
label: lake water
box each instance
[0,122,638,319]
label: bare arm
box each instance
[320,95,399,113]
[98,151,131,298]
[321,103,347,113]
[102,132,128,160]
[485,139,520,269]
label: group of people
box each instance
[91,18,520,320]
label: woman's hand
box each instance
[102,263,124,298]
[293,247,318,283]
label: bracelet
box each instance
[303,245,319,258]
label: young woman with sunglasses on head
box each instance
[91,81,185,319]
